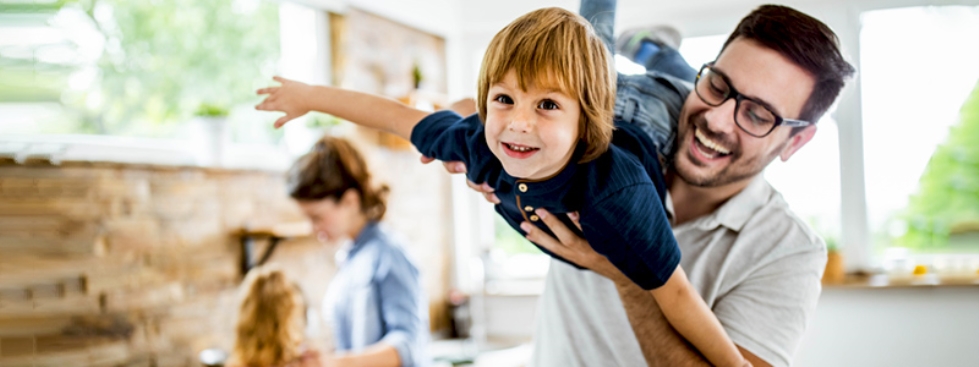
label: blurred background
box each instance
[1,0,978,366]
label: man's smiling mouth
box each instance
[693,128,732,159]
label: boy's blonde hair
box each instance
[230,267,306,367]
[477,7,616,163]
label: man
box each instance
[431,1,854,366]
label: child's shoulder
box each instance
[580,144,653,188]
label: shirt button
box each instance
[524,206,534,212]
[518,183,528,192]
[530,215,540,222]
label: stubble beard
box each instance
[673,114,785,188]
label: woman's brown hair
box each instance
[287,136,390,221]
[230,267,306,367]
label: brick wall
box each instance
[0,155,452,366]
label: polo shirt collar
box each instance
[713,176,772,231]
[667,175,772,232]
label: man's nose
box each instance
[703,98,739,135]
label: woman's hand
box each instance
[256,76,315,128]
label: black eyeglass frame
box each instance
[694,62,812,138]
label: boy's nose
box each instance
[508,108,535,132]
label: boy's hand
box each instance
[255,76,314,128]
[419,156,500,204]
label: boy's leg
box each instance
[580,0,688,161]
[618,27,698,82]
[580,0,616,54]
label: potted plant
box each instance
[822,236,845,284]
[192,102,231,167]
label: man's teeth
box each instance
[695,129,731,155]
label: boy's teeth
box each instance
[695,129,731,155]
[507,143,535,152]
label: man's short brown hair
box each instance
[722,4,856,128]
[477,7,616,163]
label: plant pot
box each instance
[192,116,230,167]
[823,250,845,284]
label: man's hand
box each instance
[255,76,315,128]
[420,156,500,204]
[519,209,627,283]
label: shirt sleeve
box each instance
[410,110,498,184]
[714,241,826,367]
[580,183,681,290]
[374,247,427,367]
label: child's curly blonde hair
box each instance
[229,267,306,367]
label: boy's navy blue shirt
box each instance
[410,110,680,290]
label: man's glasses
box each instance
[694,63,811,138]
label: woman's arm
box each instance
[327,343,401,367]
[256,76,428,140]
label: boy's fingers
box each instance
[272,75,286,83]
[420,156,435,164]
[274,115,293,128]
[256,87,278,95]
[254,101,274,111]
[535,209,579,247]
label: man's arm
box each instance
[522,209,771,367]
[256,76,428,139]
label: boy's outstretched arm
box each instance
[255,76,429,140]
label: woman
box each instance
[228,266,320,367]
[288,136,429,367]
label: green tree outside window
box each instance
[894,79,979,252]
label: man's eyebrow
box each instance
[711,65,785,117]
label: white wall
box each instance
[481,287,979,366]
[796,287,979,367]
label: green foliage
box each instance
[88,0,279,133]
[894,79,979,249]
[0,0,280,134]
[194,103,229,117]
[494,215,539,255]
[307,112,342,128]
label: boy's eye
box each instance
[493,94,513,104]
[538,100,559,110]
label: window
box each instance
[0,0,281,143]
[860,6,979,263]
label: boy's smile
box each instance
[485,70,581,180]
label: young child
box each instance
[257,7,747,367]
[228,266,321,367]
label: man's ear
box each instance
[780,125,817,162]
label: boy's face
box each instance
[674,38,817,188]
[484,70,581,180]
